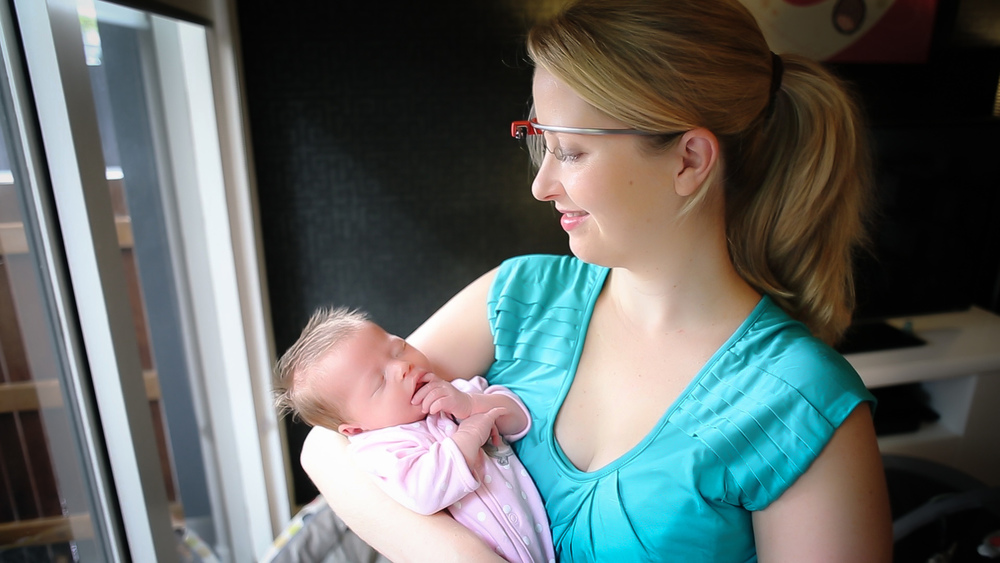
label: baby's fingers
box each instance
[416,371,439,385]
[419,388,454,414]
[411,377,442,405]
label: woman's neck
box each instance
[604,226,760,335]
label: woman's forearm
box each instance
[300,426,506,563]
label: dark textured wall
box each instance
[237,1,1000,505]
[237,2,568,503]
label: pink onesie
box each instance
[347,377,555,563]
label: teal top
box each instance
[482,255,874,562]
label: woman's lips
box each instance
[559,210,589,231]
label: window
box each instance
[0,0,286,560]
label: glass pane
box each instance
[75,1,224,559]
[2,0,279,558]
[0,56,107,563]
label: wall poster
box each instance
[740,0,940,63]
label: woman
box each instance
[300,0,893,560]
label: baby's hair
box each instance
[273,306,370,429]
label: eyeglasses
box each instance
[510,118,685,165]
[510,118,660,140]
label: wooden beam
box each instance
[0,512,93,547]
[0,217,134,255]
[0,370,159,413]
[0,502,183,547]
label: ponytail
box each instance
[723,56,873,344]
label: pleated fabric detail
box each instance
[670,322,872,511]
[488,254,603,374]
[493,297,582,368]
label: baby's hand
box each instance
[454,407,507,448]
[411,373,474,418]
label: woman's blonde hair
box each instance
[273,306,370,429]
[527,0,873,344]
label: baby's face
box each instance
[314,321,432,435]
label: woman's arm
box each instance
[299,267,502,562]
[752,406,893,562]
[300,427,504,562]
[406,267,499,381]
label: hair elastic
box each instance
[766,51,784,119]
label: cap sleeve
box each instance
[671,341,874,511]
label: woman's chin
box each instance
[567,241,611,268]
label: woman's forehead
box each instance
[532,68,624,129]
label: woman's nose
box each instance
[530,157,561,202]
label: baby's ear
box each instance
[338,423,364,436]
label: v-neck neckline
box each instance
[548,267,771,478]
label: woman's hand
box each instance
[300,426,506,562]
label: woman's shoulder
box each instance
[489,254,607,304]
[732,297,864,392]
[486,255,605,368]
[670,296,875,510]
[495,253,601,279]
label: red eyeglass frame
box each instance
[510,118,661,140]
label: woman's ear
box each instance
[674,128,719,197]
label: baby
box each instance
[274,306,555,563]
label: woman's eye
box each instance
[553,147,581,163]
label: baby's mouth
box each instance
[411,378,427,401]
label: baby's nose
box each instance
[394,360,412,380]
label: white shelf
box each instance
[844,306,1000,486]
[846,306,1000,388]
